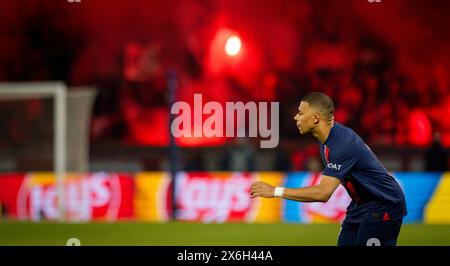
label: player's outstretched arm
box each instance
[250,175,341,203]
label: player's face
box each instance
[294,101,315,134]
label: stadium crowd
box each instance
[0,1,449,171]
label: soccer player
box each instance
[251,92,407,246]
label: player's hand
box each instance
[251,181,275,198]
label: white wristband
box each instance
[274,187,285,198]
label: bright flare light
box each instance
[225,35,241,56]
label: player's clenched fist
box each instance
[250,181,275,198]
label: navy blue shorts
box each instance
[337,212,403,246]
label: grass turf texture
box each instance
[1,221,450,246]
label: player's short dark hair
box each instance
[301,92,334,120]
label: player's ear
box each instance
[313,113,320,124]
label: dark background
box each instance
[0,0,449,171]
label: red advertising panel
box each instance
[174,172,255,223]
[0,172,134,221]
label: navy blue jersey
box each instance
[319,122,407,223]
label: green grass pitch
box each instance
[1,221,450,246]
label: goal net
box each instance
[0,82,97,220]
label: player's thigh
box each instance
[337,221,359,246]
[355,215,403,246]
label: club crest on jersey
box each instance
[327,162,342,170]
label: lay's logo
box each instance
[175,172,254,223]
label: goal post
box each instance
[0,82,97,221]
[0,82,66,219]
